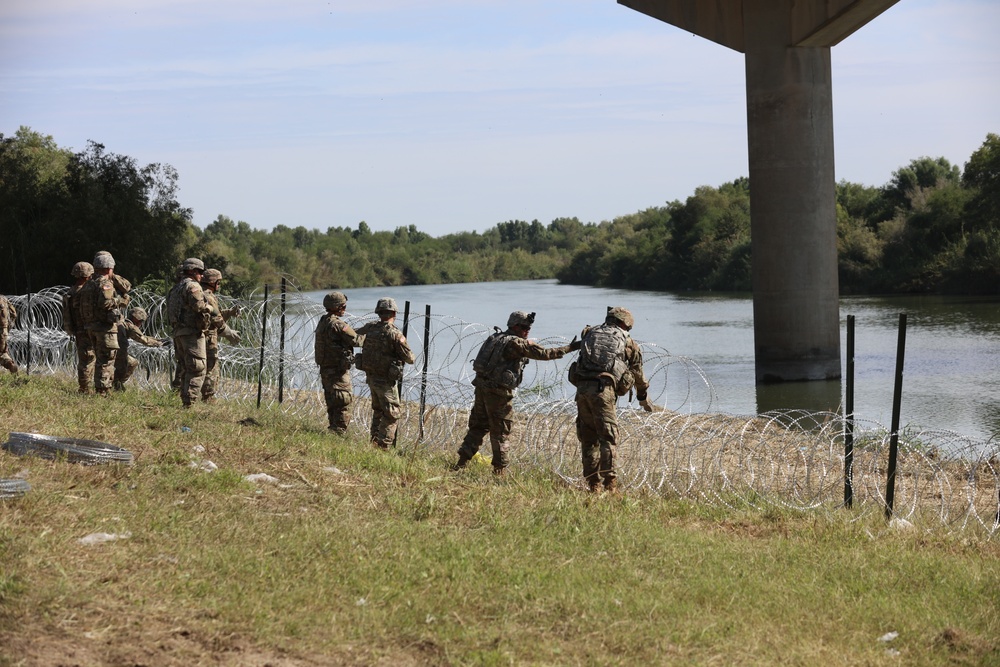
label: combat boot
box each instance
[604,478,618,494]
[450,452,471,471]
[492,466,505,477]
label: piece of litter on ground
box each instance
[191,444,205,453]
[878,631,899,642]
[323,466,345,475]
[79,531,132,545]
[885,648,901,657]
[889,517,914,531]
[245,473,279,484]
[189,459,218,472]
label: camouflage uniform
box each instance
[314,292,359,434]
[113,309,164,390]
[81,272,125,394]
[166,259,211,407]
[455,311,574,473]
[573,308,649,492]
[61,263,96,390]
[355,298,415,448]
[0,295,18,375]
[200,273,241,402]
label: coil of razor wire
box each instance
[3,282,998,536]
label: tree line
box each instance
[2,126,998,296]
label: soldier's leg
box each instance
[594,395,621,489]
[202,346,218,400]
[378,383,402,448]
[484,391,514,472]
[456,388,490,464]
[179,334,207,407]
[0,333,16,374]
[0,353,16,374]
[114,355,138,391]
[330,390,352,433]
[76,333,95,393]
[321,369,352,433]
[171,339,184,391]
[91,331,118,394]
[576,388,602,490]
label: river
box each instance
[305,280,1000,443]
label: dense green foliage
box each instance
[2,126,998,296]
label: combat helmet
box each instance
[506,311,536,329]
[202,268,222,283]
[375,297,398,313]
[323,291,347,310]
[181,257,205,273]
[128,307,148,322]
[92,251,115,269]
[71,261,94,279]
[606,306,634,331]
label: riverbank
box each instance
[1,374,997,665]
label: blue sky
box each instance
[2,0,998,236]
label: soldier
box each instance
[570,307,652,493]
[112,307,166,391]
[169,264,185,392]
[200,268,241,402]
[166,258,211,407]
[452,311,579,476]
[0,294,18,375]
[355,297,415,449]
[81,251,128,395]
[314,291,359,434]
[61,261,96,391]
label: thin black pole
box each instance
[884,313,907,521]
[256,284,269,409]
[419,304,431,442]
[278,277,286,404]
[844,314,855,508]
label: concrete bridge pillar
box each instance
[618,0,899,383]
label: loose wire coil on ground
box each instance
[2,432,134,466]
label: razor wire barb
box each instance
[4,281,999,537]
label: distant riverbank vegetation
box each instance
[2,126,998,296]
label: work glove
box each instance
[639,398,655,413]
[568,336,581,352]
[222,326,242,344]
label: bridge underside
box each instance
[618,0,898,383]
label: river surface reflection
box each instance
[306,280,1000,442]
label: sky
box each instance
[2,0,998,237]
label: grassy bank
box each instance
[0,374,997,666]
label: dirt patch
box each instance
[0,627,443,667]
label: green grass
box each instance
[0,374,997,666]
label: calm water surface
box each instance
[310,280,1000,442]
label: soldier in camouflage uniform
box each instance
[452,311,579,475]
[200,269,242,402]
[61,262,96,391]
[166,258,211,407]
[314,291,359,434]
[571,307,651,493]
[81,252,129,395]
[113,307,166,391]
[355,297,415,449]
[0,294,18,375]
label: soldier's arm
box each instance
[626,339,650,397]
[395,332,416,365]
[512,337,571,361]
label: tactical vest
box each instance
[166,282,185,330]
[315,315,354,370]
[472,330,527,390]
[577,323,629,382]
[360,322,403,382]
